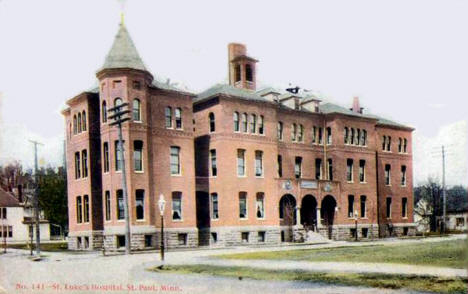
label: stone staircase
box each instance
[304,230,331,243]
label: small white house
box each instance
[0,188,50,243]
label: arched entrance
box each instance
[321,195,337,239]
[300,195,317,231]
[279,194,296,226]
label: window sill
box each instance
[240,218,248,221]
[360,182,367,184]
[347,181,354,184]
[211,218,219,221]
[136,219,145,222]
[172,219,183,222]
[257,217,266,220]
[134,171,144,174]
[171,174,182,177]
[237,175,247,178]
[255,176,264,178]
[133,121,142,124]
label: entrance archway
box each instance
[321,195,337,239]
[300,195,317,231]
[279,194,296,226]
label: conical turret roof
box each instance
[100,23,147,72]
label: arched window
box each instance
[175,108,182,129]
[82,111,87,131]
[165,107,172,128]
[298,124,304,142]
[73,115,77,134]
[355,129,360,145]
[350,128,355,145]
[362,130,367,146]
[387,136,391,151]
[403,138,408,153]
[242,113,248,132]
[81,150,88,178]
[246,64,253,82]
[114,98,122,106]
[133,140,143,172]
[77,113,82,133]
[344,127,349,144]
[235,64,241,82]
[133,99,141,122]
[250,114,257,133]
[326,127,332,145]
[291,123,297,141]
[382,136,386,150]
[259,115,264,135]
[102,101,107,123]
[209,112,215,132]
[233,112,239,132]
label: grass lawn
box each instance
[218,239,468,269]
[150,265,468,294]
[8,242,68,252]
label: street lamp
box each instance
[354,210,359,241]
[158,194,166,262]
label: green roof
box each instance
[100,23,147,72]
[195,84,267,103]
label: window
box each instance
[165,107,172,128]
[133,80,141,90]
[144,235,153,247]
[277,122,283,140]
[312,126,317,144]
[291,124,297,141]
[259,115,264,135]
[350,128,355,145]
[117,235,125,248]
[402,197,407,218]
[83,195,89,222]
[277,155,283,177]
[175,108,182,129]
[172,192,182,220]
[235,64,241,82]
[344,127,349,144]
[136,190,144,220]
[360,195,366,218]
[382,135,386,151]
[77,113,82,133]
[348,195,354,218]
[133,99,141,121]
[385,164,391,185]
[295,157,302,179]
[7,226,12,238]
[242,113,248,132]
[233,112,240,132]
[170,146,181,175]
[318,127,323,144]
[105,191,111,221]
[239,192,247,219]
[362,130,367,146]
[210,149,217,177]
[246,64,253,81]
[241,232,249,243]
[82,111,87,131]
[73,115,77,134]
[356,129,360,146]
[209,112,215,132]
[178,233,187,245]
[326,127,332,145]
[117,190,124,220]
[386,136,391,151]
[115,141,123,171]
[250,114,257,133]
[359,160,365,183]
[347,159,353,182]
[298,124,304,142]
[102,101,107,123]
[211,193,218,219]
[114,97,122,107]
[0,207,6,219]
[211,232,218,243]
[82,150,88,178]
[134,140,143,172]
[256,193,265,219]
[75,152,81,179]
[327,159,333,180]
[315,158,322,180]
[403,139,408,153]
[398,138,402,153]
[255,150,263,177]
[103,142,109,173]
[386,197,392,218]
[401,165,407,186]
[258,231,266,242]
[76,196,82,223]
[237,149,246,176]
[456,218,465,227]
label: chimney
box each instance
[351,96,363,114]
[18,184,23,203]
[228,43,258,91]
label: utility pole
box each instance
[29,140,43,258]
[441,145,446,234]
[108,102,131,254]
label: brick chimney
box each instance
[351,96,363,114]
[228,43,258,91]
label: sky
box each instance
[0,0,466,186]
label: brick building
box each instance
[63,22,415,250]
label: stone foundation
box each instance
[199,226,281,247]
[68,231,103,250]
[379,223,417,238]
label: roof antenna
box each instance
[286,83,300,94]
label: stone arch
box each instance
[279,194,296,226]
[321,195,337,239]
[300,195,317,231]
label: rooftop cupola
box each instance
[228,43,258,91]
[97,20,153,81]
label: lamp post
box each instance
[158,194,166,262]
[354,210,359,242]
